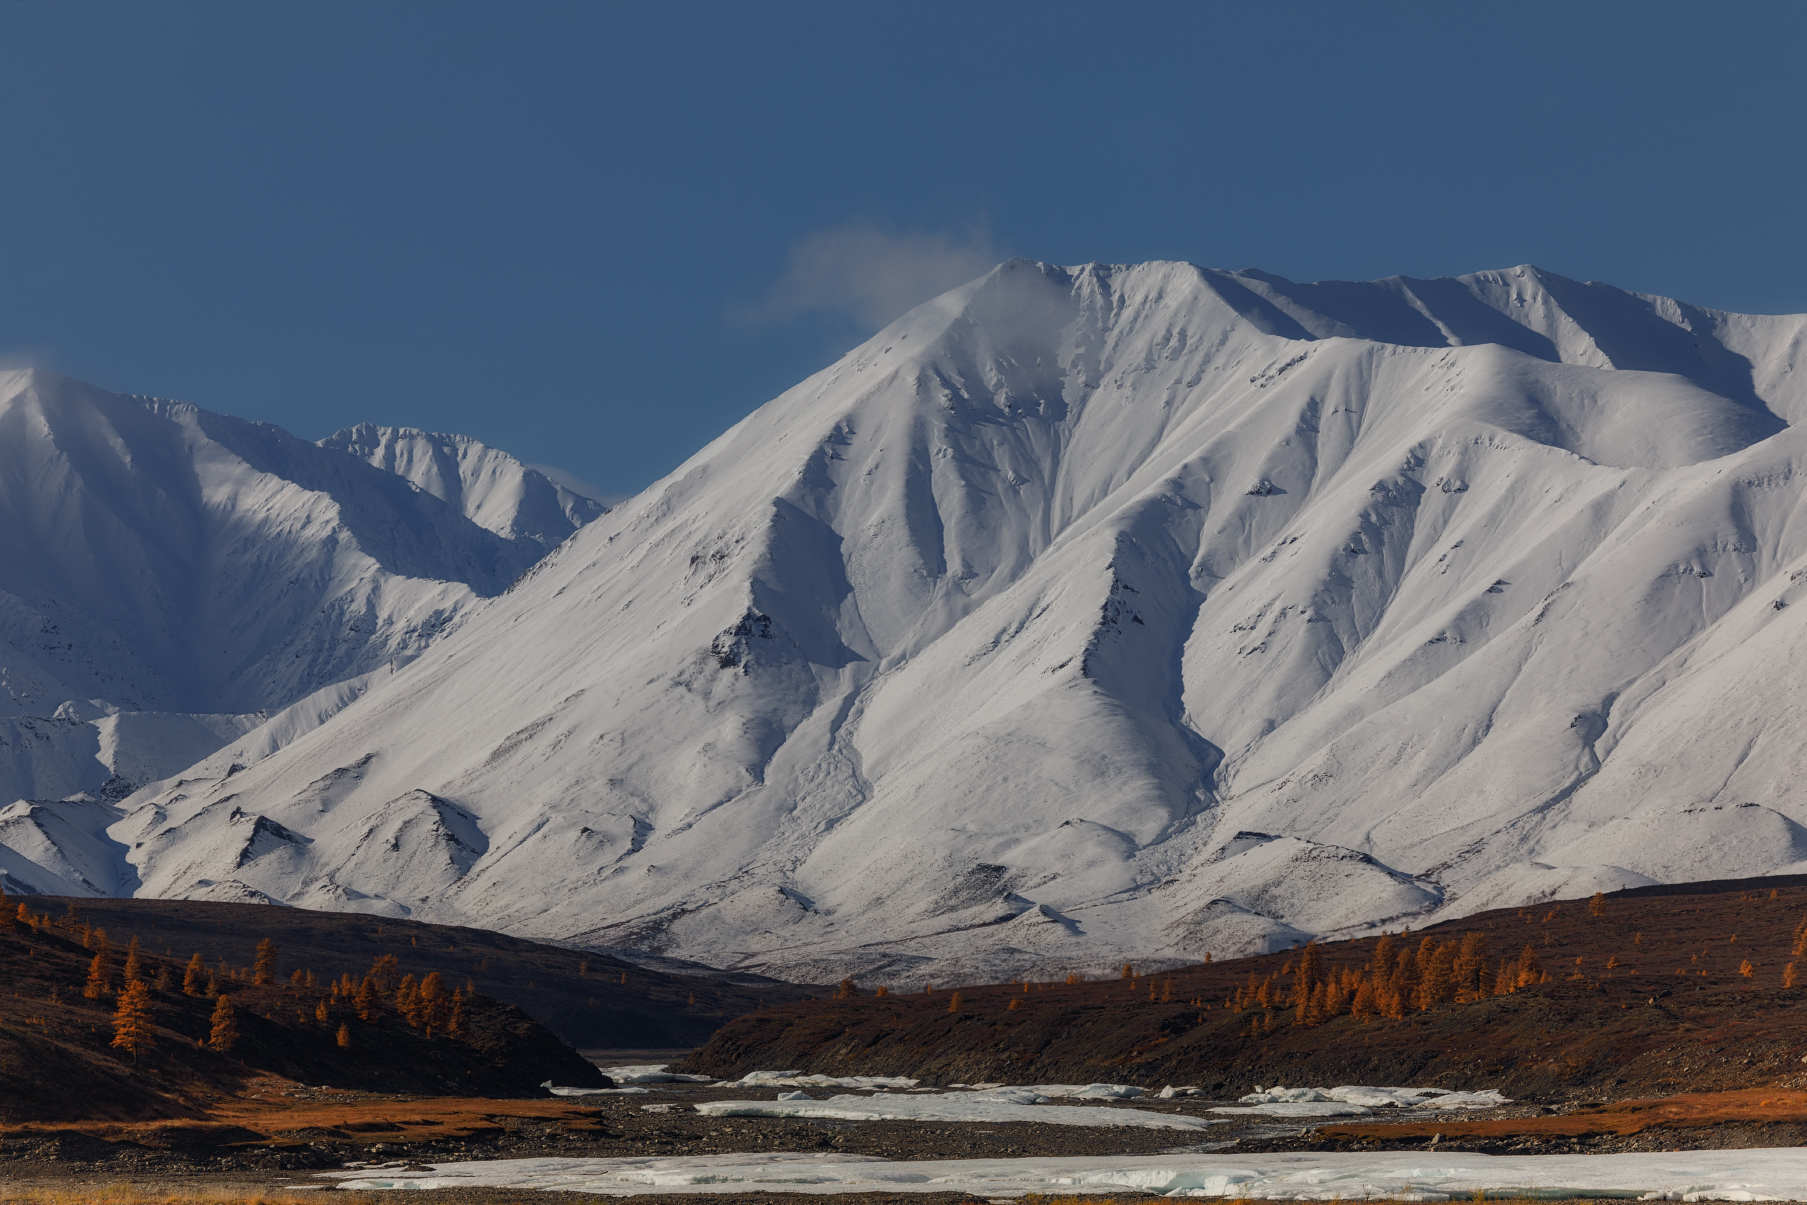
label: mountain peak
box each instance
[319,424,605,550]
[67,260,1805,983]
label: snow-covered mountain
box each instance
[36,262,1807,982]
[0,369,576,868]
[319,424,605,549]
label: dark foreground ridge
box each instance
[0,895,820,1123]
[0,894,613,1121]
[682,874,1807,1100]
[23,896,820,1049]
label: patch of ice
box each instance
[694,1091,1209,1131]
[777,1091,814,1101]
[717,1070,920,1090]
[543,1080,650,1097]
[1209,1102,1371,1118]
[321,1149,1807,1198]
[1236,1086,1509,1110]
[594,1064,715,1084]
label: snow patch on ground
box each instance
[695,1092,1212,1130]
[594,1065,715,1085]
[715,1071,919,1090]
[324,1148,1807,1198]
[1236,1086,1510,1109]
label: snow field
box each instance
[693,1090,1213,1130]
[1214,1086,1512,1116]
[544,1072,1501,1129]
[715,1070,921,1090]
[544,1081,649,1096]
[594,1065,715,1084]
[325,1148,1807,1198]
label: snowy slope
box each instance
[0,369,546,815]
[109,263,1807,981]
[319,424,605,549]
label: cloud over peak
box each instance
[749,219,1000,332]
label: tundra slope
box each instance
[0,370,601,893]
[116,261,1807,982]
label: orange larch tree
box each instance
[111,979,156,1061]
[209,995,239,1053]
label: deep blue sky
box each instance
[2,2,1803,499]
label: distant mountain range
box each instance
[6,262,1807,986]
[0,368,602,890]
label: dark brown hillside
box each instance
[40,896,821,1049]
[682,874,1807,1101]
[0,896,606,1122]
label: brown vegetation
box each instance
[1322,1087,1807,1142]
[0,901,606,1122]
[685,873,1807,1100]
[22,896,819,1051]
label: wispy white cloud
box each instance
[746,219,1001,332]
[528,462,632,508]
[0,347,56,373]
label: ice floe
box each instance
[1212,1085,1508,1118]
[1208,1102,1373,1118]
[593,1064,715,1085]
[694,1090,1211,1130]
[542,1080,650,1097]
[714,1070,919,1090]
[708,1073,1138,1098]
[1234,1086,1509,1109]
[325,1149,1807,1198]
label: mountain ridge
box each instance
[12,260,1807,984]
[0,370,603,873]
[319,423,605,549]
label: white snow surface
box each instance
[0,369,566,891]
[716,1071,920,1090]
[1210,1103,1373,1119]
[324,1149,1807,1198]
[695,1092,1213,1130]
[1236,1086,1509,1110]
[32,260,1807,972]
[595,1065,716,1085]
[319,423,605,549]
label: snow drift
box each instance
[46,261,1807,980]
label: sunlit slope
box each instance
[116,261,1807,981]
